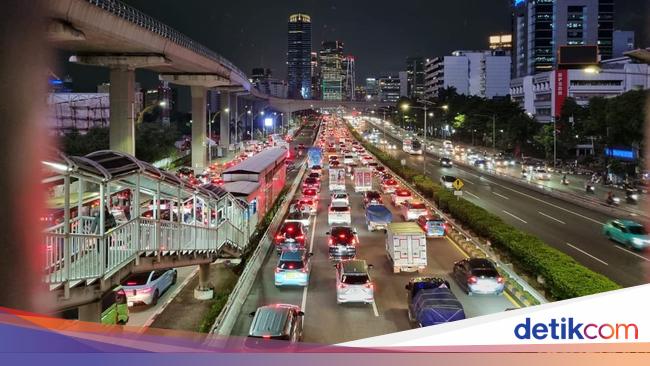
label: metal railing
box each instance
[85,0,248,80]
[44,215,247,285]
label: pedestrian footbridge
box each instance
[42,150,251,318]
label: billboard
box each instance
[558,45,599,66]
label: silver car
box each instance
[452,258,504,295]
[335,259,374,304]
[121,269,177,306]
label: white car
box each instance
[343,155,355,165]
[121,269,177,307]
[401,200,429,221]
[328,202,351,225]
[335,260,374,304]
[440,175,457,189]
[534,168,551,180]
[330,191,350,206]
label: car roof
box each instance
[279,249,306,261]
[249,305,296,337]
[615,219,642,227]
[341,260,368,274]
[467,258,495,268]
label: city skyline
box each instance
[59,0,647,94]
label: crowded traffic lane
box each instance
[360,123,650,287]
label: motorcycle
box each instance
[626,189,639,205]
[585,184,595,194]
[561,177,570,185]
[606,195,620,206]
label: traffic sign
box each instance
[452,179,464,191]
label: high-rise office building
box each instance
[319,41,344,101]
[512,0,615,78]
[406,56,425,99]
[378,76,401,103]
[612,30,635,58]
[310,52,321,99]
[365,78,379,97]
[287,13,312,99]
[424,50,511,99]
[342,56,356,101]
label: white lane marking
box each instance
[462,178,475,185]
[614,245,650,262]
[456,166,605,225]
[301,202,319,314]
[502,210,528,224]
[492,191,510,200]
[566,242,609,266]
[371,300,379,317]
[464,190,480,200]
[537,211,566,225]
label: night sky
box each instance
[60,0,648,102]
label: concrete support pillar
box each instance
[230,93,238,146]
[282,112,290,136]
[109,68,135,154]
[78,301,102,323]
[194,263,214,300]
[219,92,230,149]
[191,86,207,173]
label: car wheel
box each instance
[151,290,159,306]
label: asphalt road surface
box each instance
[231,134,515,344]
[362,121,650,287]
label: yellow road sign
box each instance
[453,179,464,191]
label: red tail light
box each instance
[468,276,478,284]
[126,281,137,286]
[496,276,504,284]
[364,283,374,290]
[301,267,307,273]
[337,283,348,289]
[275,267,281,273]
[339,234,346,239]
[328,238,333,245]
[296,235,305,242]
[275,235,283,240]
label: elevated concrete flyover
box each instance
[47,0,255,166]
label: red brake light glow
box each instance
[468,276,478,284]
[497,276,504,284]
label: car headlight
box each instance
[632,238,643,244]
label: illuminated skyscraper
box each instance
[287,13,312,99]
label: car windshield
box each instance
[366,192,380,200]
[443,176,456,182]
[330,206,349,212]
[279,260,304,270]
[628,226,648,235]
[122,272,150,286]
[331,227,352,237]
[410,203,426,209]
[342,274,369,285]
[333,194,347,200]
[309,173,319,179]
[305,178,317,184]
[471,268,499,278]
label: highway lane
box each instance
[361,122,650,287]
[231,133,514,344]
[380,121,647,213]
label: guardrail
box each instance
[44,216,245,284]
[365,119,647,220]
[350,122,547,306]
[210,124,320,335]
[86,0,248,80]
